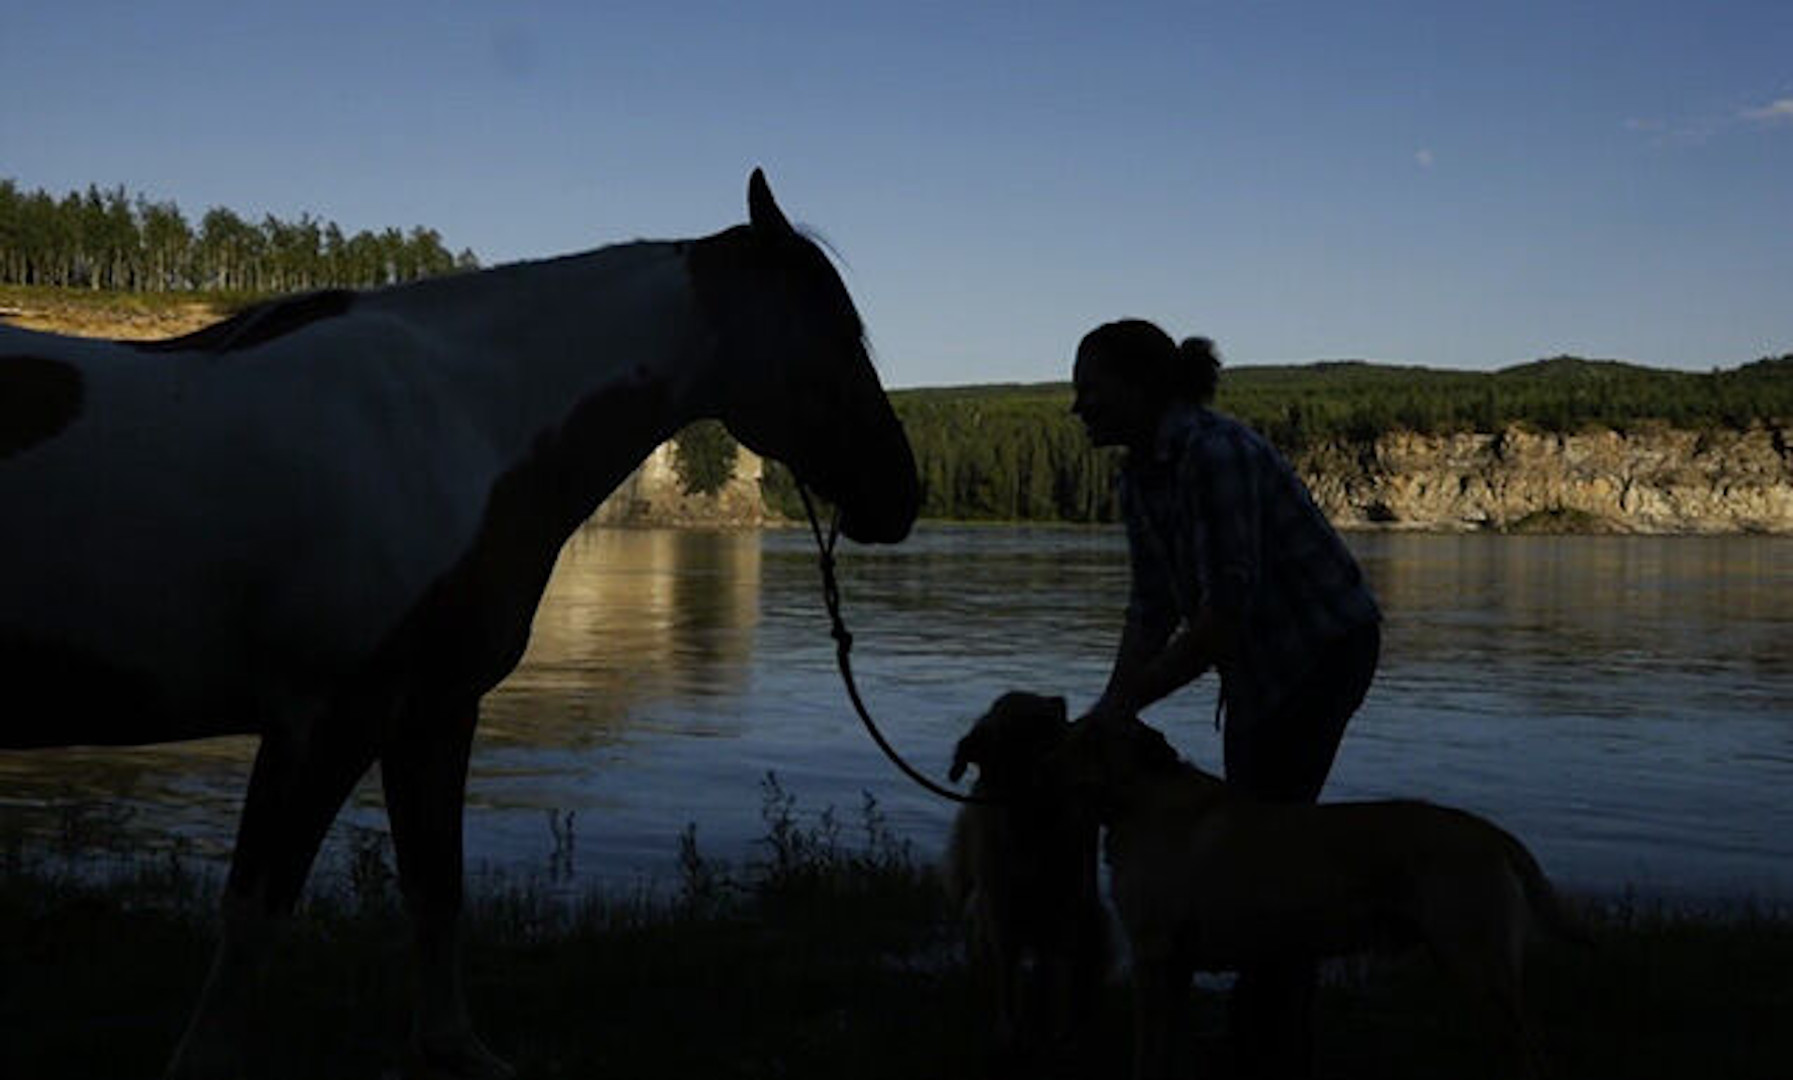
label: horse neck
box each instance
[374,241,721,462]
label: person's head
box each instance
[1071,320,1220,450]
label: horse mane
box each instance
[130,289,356,355]
[792,226,866,340]
[687,223,867,347]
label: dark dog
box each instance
[946,692,1106,1072]
[1060,714,1590,1080]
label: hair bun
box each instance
[1178,336,1215,360]
[1176,337,1222,403]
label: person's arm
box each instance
[1091,474,1191,718]
[1094,620,1212,719]
[1097,423,1262,720]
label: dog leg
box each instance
[1428,931,1541,1080]
[1130,949,1190,1080]
[1230,957,1319,1080]
[1422,870,1548,1080]
[967,898,1022,1068]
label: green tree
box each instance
[673,420,740,496]
[0,176,480,294]
[138,197,191,291]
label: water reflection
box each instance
[482,526,762,744]
[0,524,765,857]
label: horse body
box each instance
[1,241,700,750]
[0,171,917,1078]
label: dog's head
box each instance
[1053,712,1187,802]
[949,691,1071,789]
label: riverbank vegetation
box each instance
[3,778,1788,1079]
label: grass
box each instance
[0,282,231,342]
[0,282,254,315]
[3,778,1790,1079]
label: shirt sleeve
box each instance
[1187,426,1261,620]
[1120,474,1178,651]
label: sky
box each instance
[3,2,1790,388]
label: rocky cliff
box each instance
[592,440,772,528]
[596,423,1793,535]
[1298,424,1793,534]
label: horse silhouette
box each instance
[0,170,919,1078]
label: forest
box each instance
[0,178,478,294]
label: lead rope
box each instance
[796,485,993,807]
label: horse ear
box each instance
[747,168,794,235]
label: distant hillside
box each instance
[765,355,1793,532]
[904,355,1793,444]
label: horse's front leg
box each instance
[381,698,514,1080]
[168,713,378,1080]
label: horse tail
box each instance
[1502,830,1595,948]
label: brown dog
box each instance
[946,692,1107,1071]
[1060,713,1589,1080]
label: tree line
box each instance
[763,355,1793,523]
[0,178,479,294]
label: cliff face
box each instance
[592,441,771,528]
[598,423,1793,534]
[1298,424,1793,534]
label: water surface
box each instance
[3,526,1788,904]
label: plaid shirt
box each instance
[1120,404,1380,725]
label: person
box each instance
[1073,319,1381,1080]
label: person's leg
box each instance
[1223,621,1379,1079]
[1227,621,1379,803]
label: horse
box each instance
[0,170,919,1079]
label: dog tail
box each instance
[1502,832,1596,949]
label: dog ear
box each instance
[949,729,983,782]
[1048,696,1068,724]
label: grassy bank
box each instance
[0,282,231,339]
[3,781,1791,1079]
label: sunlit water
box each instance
[3,525,1789,905]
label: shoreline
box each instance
[5,820,1789,1080]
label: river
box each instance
[2,525,1789,905]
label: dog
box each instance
[946,692,1107,1072]
[1058,713,1590,1080]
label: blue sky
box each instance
[3,2,1789,387]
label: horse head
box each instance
[689,170,919,544]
